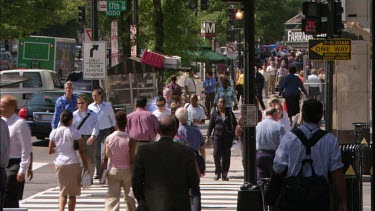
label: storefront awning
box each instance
[108,57,192,75]
[189,47,230,64]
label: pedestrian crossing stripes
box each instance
[20,167,245,211]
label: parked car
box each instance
[18,90,93,140]
[0,69,63,108]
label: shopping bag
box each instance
[100,169,108,184]
[81,171,91,190]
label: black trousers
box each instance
[0,167,7,210]
[235,85,244,102]
[256,150,275,185]
[4,159,24,208]
[190,186,201,211]
[213,133,233,175]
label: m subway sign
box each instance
[201,21,216,37]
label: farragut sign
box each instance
[285,30,313,43]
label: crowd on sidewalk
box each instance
[0,49,346,211]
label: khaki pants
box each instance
[106,168,136,211]
[268,75,276,94]
[81,136,96,179]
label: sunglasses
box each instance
[156,104,165,107]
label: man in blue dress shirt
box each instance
[202,71,216,117]
[52,81,78,130]
[256,107,285,185]
[273,99,346,211]
[73,94,99,179]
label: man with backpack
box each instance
[273,99,347,211]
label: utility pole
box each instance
[325,0,335,133]
[371,0,375,206]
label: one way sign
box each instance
[83,41,107,79]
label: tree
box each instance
[0,0,85,40]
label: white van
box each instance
[0,69,63,108]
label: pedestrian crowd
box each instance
[0,58,347,211]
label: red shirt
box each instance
[165,82,182,96]
[126,108,159,141]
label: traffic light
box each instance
[78,6,85,24]
[185,0,198,10]
[301,2,329,35]
[201,0,208,10]
[333,1,344,36]
[228,8,236,27]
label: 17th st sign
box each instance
[308,39,351,60]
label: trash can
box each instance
[340,144,365,211]
[352,122,372,175]
[352,122,370,144]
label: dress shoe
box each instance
[222,176,229,181]
[214,174,220,181]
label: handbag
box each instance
[194,151,205,173]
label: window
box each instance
[1,72,20,88]
[23,72,42,88]
[50,72,62,88]
[28,92,61,106]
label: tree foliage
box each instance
[0,0,85,39]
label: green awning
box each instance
[190,47,230,64]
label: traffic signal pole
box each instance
[237,0,262,209]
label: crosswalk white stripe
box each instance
[20,164,245,211]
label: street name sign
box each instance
[106,1,127,16]
[308,39,351,60]
[83,41,107,79]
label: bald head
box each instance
[158,115,178,137]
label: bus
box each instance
[17,36,76,81]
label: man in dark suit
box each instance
[132,116,200,211]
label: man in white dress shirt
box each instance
[184,71,196,103]
[88,89,116,179]
[73,94,99,179]
[0,95,32,208]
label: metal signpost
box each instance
[83,41,107,80]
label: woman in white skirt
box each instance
[49,110,89,211]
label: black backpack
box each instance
[277,128,330,211]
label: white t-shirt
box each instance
[184,77,196,93]
[152,109,171,120]
[184,103,206,125]
[49,126,81,166]
[266,66,277,76]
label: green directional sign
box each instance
[106,1,127,16]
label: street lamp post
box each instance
[236,10,243,69]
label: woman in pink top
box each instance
[102,111,136,211]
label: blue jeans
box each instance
[95,128,112,177]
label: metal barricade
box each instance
[339,143,370,211]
